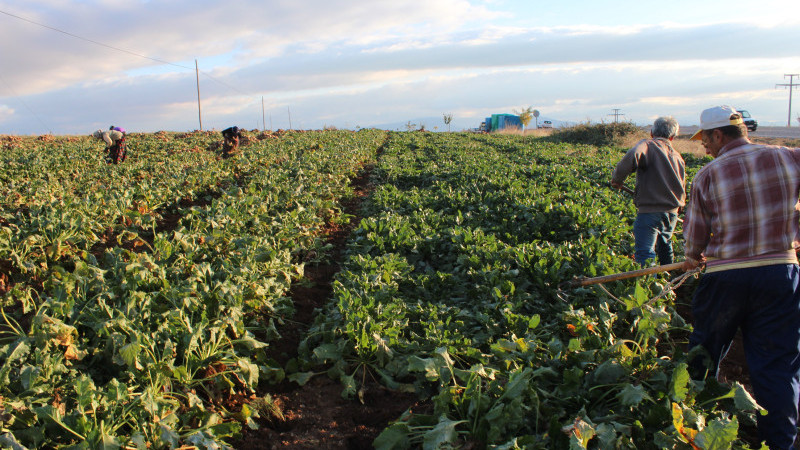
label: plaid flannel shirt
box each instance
[683,138,800,269]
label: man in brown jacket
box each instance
[611,116,686,266]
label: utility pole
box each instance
[287,107,292,130]
[261,96,265,131]
[608,109,623,123]
[776,74,799,127]
[195,59,202,131]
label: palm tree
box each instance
[443,113,453,132]
[515,106,534,133]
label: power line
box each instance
[0,9,192,70]
[776,74,799,127]
[0,70,51,133]
[196,66,251,97]
[0,9,252,97]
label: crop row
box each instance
[296,132,758,448]
[0,130,385,448]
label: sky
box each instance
[1,0,799,135]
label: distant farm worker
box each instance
[610,116,686,266]
[221,126,241,158]
[92,128,126,164]
[109,125,126,133]
[682,105,800,449]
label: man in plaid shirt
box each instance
[683,105,800,449]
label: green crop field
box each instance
[0,129,763,449]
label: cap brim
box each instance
[690,129,703,141]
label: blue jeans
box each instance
[632,212,677,266]
[689,265,800,449]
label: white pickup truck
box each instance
[736,109,758,132]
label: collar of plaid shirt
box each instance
[715,137,750,158]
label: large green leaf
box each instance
[373,423,411,450]
[407,356,439,381]
[116,341,143,370]
[0,340,31,384]
[237,358,259,388]
[616,383,649,407]
[669,363,690,402]
[732,383,764,413]
[312,343,342,362]
[591,360,626,385]
[422,415,465,450]
[288,371,315,386]
[500,367,532,401]
[695,416,739,450]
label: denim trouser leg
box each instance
[689,265,800,449]
[633,212,678,266]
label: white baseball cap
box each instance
[690,105,744,140]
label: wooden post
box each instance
[195,59,202,131]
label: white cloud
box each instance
[0,104,14,122]
[2,0,800,134]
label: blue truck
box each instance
[480,114,522,132]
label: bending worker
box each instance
[610,116,686,266]
[683,105,800,449]
[92,127,127,164]
[221,126,241,158]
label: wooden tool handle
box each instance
[567,261,685,287]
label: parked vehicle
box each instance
[483,114,522,132]
[540,120,553,129]
[736,109,758,132]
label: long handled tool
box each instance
[606,182,635,195]
[562,261,685,288]
[618,185,635,195]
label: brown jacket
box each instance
[611,138,686,213]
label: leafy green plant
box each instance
[0,130,385,448]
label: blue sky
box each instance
[1,0,799,134]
